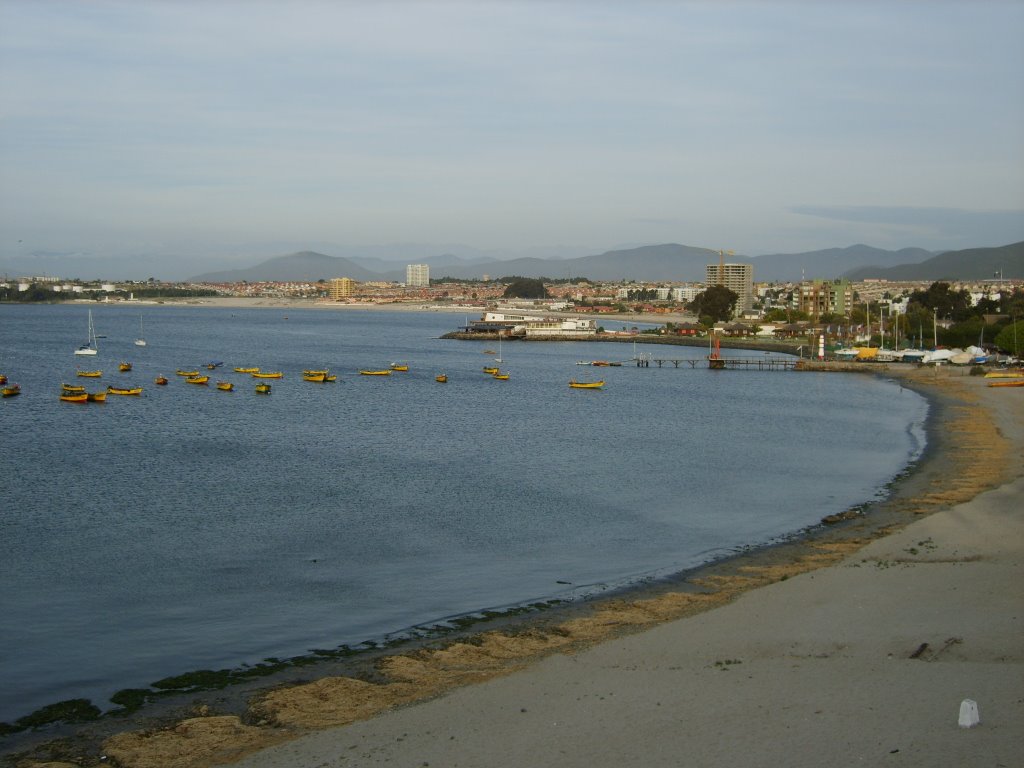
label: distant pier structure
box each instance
[642,356,798,370]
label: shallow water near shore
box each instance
[0,303,928,724]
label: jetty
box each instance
[644,357,799,370]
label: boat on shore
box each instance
[987,379,1024,388]
[984,370,1024,378]
[569,379,605,389]
[107,385,143,396]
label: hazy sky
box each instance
[2,0,1023,277]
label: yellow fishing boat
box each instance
[118,362,132,372]
[359,369,392,376]
[988,379,1024,387]
[186,375,209,385]
[2,384,21,397]
[492,372,510,380]
[255,383,272,394]
[251,371,283,379]
[107,385,143,396]
[60,391,88,403]
[324,374,337,382]
[303,372,327,382]
[389,363,409,372]
[216,381,234,391]
[482,366,499,374]
[176,369,199,377]
[569,379,605,389]
[87,391,107,402]
[62,383,86,393]
[303,369,329,376]
[77,370,102,378]
[435,374,448,383]
[984,370,1024,379]
[154,376,169,385]
[234,367,260,374]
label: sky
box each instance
[1,0,1023,280]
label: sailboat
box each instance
[74,310,99,356]
[134,316,147,347]
[494,334,503,364]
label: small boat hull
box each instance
[154,376,169,385]
[359,370,392,376]
[569,380,604,389]
[216,381,234,391]
[107,386,143,396]
[119,362,132,372]
[87,391,107,402]
[176,370,199,377]
[77,370,103,378]
[234,367,260,374]
[988,379,1024,387]
[255,383,272,394]
[2,385,21,397]
[186,376,210,385]
[60,392,88,403]
[251,372,283,379]
[435,374,448,383]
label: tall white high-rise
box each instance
[406,264,430,287]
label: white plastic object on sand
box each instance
[958,699,980,728]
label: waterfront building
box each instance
[467,311,597,338]
[406,264,430,288]
[705,262,754,316]
[328,277,356,299]
[799,279,854,318]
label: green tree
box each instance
[502,278,548,299]
[994,320,1024,357]
[908,281,972,321]
[687,285,738,322]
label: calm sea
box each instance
[0,303,928,723]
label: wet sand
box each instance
[10,366,1023,768]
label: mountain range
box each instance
[188,241,1024,284]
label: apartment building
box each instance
[328,277,356,299]
[406,264,430,288]
[705,262,754,315]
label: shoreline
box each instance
[7,366,1020,767]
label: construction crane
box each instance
[716,249,734,286]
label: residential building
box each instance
[798,279,854,318]
[328,277,356,299]
[705,263,754,316]
[406,264,430,287]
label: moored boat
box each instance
[492,372,510,380]
[62,383,86,393]
[435,374,447,383]
[302,372,328,382]
[482,366,499,374]
[176,369,199,377]
[107,385,143,396]
[0,374,7,385]
[569,379,604,389]
[251,371,283,379]
[216,381,234,391]
[2,384,21,397]
[255,383,272,394]
[59,391,87,403]
[118,362,132,372]
[186,375,210,385]
[390,363,409,372]
[154,376,169,385]
[87,391,107,402]
[324,374,338,382]
[77,370,102,378]
[302,369,329,376]
[234,367,260,374]
[359,369,392,376]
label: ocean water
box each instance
[0,303,928,723]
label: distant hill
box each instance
[843,241,1024,281]
[191,251,381,283]
[186,242,1015,285]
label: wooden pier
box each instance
[642,357,798,370]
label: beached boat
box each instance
[61,383,86,393]
[134,315,146,347]
[984,370,1024,378]
[492,372,510,380]
[154,376,168,385]
[77,370,102,378]
[2,384,21,397]
[107,385,143,396]
[482,366,499,374]
[251,371,283,379]
[569,379,604,389]
[255,383,272,394]
[176,369,199,377]
[234,367,260,374]
[74,310,99,356]
[435,374,447,383]
[86,391,107,402]
[359,369,392,376]
[60,391,87,403]
[390,363,409,371]
[216,381,234,391]
[119,362,132,372]
[186,375,210,385]
[987,379,1024,388]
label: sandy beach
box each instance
[9,366,1022,768]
